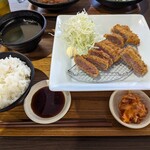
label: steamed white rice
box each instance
[0,55,31,109]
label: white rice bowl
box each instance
[0,55,31,109]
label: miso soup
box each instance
[2,19,42,44]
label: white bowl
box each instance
[109,90,150,129]
[24,80,71,124]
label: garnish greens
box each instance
[62,10,96,55]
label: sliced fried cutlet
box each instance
[111,24,140,46]
[88,49,113,67]
[104,33,125,47]
[94,40,120,62]
[83,54,109,71]
[74,55,99,78]
[101,40,122,54]
[121,46,147,76]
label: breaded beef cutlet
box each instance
[74,55,99,78]
[83,54,109,71]
[88,49,113,67]
[104,33,125,48]
[94,40,121,62]
[111,24,140,46]
[121,46,147,76]
[100,40,122,54]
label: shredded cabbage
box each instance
[62,10,96,55]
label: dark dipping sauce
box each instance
[31,87,65,118]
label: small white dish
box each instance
[109,90,150,129]
[24,80,71,124]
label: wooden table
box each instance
[0,0,150,137]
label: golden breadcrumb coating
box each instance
[95,40,121,62]
[88,49,113,67]
[73,24,147,78]
[83,54,109,71]
[112,24,140,45]
[104,33,125,48]
[121,46,147,76]
[74,55,99,78]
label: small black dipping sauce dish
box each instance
[0,10,46,53]
[24,80,71,124]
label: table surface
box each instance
[1,0,150,149]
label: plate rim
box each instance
[50,14,150,91]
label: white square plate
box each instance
[49,14,150,91]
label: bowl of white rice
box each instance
[96,0,143,8]
[0,51,34,112]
